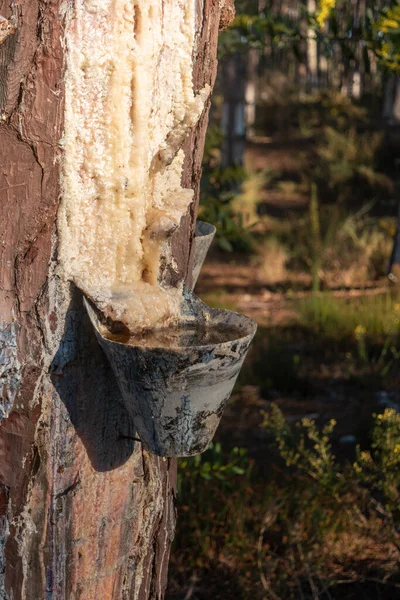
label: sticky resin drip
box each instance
[59,0,210,331]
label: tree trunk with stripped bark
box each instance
[0,1,233,598]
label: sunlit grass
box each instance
[296,291,400,341]
[231,167,272,225]
[199,289,237,311]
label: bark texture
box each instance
[0,1,234,598]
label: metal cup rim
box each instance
[83,293,257,352]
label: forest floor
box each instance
[167,131,400,600]
[196,134,400,451]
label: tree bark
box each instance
[0,1,233,598]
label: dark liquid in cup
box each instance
[100,322,246,348]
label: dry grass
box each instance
[253,238,289,284]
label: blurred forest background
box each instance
[167,1,400,598]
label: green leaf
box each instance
[231,467,246,475]
[218,237,234,252]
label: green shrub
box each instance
[175,442,254,569]
[199,126,254,253]
[355,408,400,512]
[171,408,400,598]
[314,126,393,204]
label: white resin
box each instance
[59,0,210,330]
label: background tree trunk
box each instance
[221,52,247,167]
[306,0,318,93]
[0,1,232,598]
[245,49,258,138]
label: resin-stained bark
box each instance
[0,0,234,598]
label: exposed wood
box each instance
[0,1,226,597]
[0,15,16,47]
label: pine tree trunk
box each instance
[0,1,232,598]
[245,48,258,138]
[383,74,397,122]
[306,0,318,93]
[221,52,247,167]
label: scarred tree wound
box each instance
[59,1,213,332]
[0,0,228,598]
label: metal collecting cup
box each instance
[84,292,256,457]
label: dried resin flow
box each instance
[59,0,210,330]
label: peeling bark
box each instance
[0,0,229,598]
